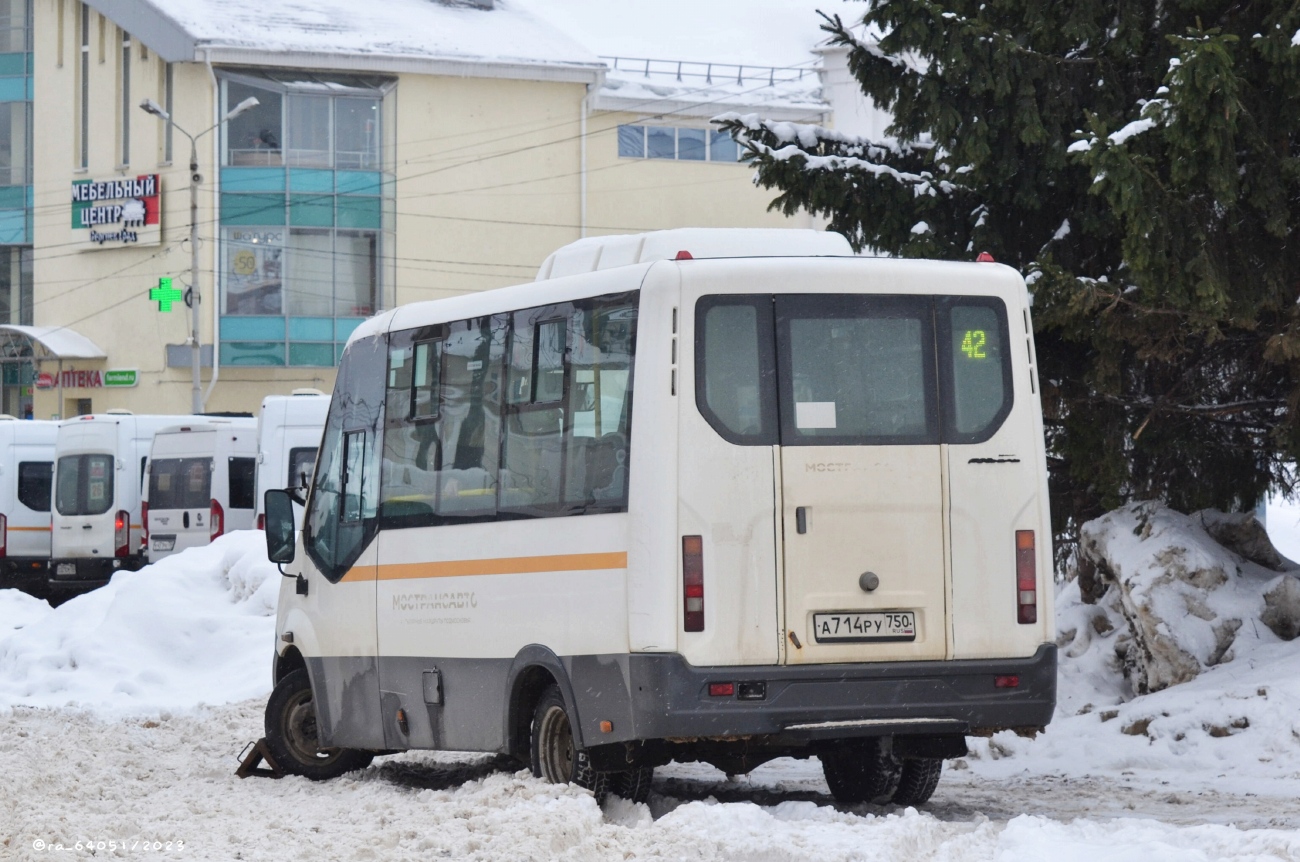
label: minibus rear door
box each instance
[775,294,949,664]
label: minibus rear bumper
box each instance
[1,557,49,595]
[579,643,1056,746]
[47,555,146,595]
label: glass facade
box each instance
[0,0,31,418]
[218,71,394,366]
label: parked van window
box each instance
[55,453,114,516]
[287,447,316,491]
[17,461,52,512]
[229,457,256,509]
[149,458,211,510]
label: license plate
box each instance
[812,611,917,643]
[152,537,175,552]
[56,562,76,576]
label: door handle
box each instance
[82,524,92,529]
[796,506,809,534]
[183,511,190,529]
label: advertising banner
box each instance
[71,175,162,249]
[224,227,284,315]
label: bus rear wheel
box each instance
[821,738,902,805]
[265,669,374,780]
[532,685,629,803]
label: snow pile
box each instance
[0,532,279,715]
[0,588,51,634]
[1069,502,1300,694]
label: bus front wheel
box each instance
[264,669,374,780]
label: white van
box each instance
[48,413,182,599]
[0,418,57,596]
[253,390,329,530]
[261,229,1055,806]
[144,418,258,562]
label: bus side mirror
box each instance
[264,489,296,565]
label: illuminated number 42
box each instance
[961,329,987,359]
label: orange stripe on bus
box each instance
[340,551,628,583]
[7,526,52,532]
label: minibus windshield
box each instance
[55,453,115,516]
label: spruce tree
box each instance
[718,2,1300,557]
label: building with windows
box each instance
[0,0,32,416]
[28,0,833,419]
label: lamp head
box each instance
[139,98,170,121]
[223,96,260,122]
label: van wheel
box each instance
[265,669,374,780]
[614,766,655,804]
[891,757,942,806]
[821,738,901,805]
[530,685,612,803]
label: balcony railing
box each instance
[600,56,813,88]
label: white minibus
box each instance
[253,390,329,530]
[49,413,182,600]
[262,229,1056,806]
[0,418,57,596]
[144,418,258,562]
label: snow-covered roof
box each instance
[511,0,866,119]
[87,0,606,83]
[0,325,108,360]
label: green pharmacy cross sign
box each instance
[149,277,183,312]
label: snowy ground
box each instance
[4,530,1300,860]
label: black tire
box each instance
[264,669,374,780]
[530,685,613,803]
[821,738,902,805]
[891,758,942,806]
[613,766,655,804]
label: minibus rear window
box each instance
[55,453,115,516]
[696,298,778,444]
[938,299,1014,442]
[18,461,52,512]
[776,295,938,446]
[149,458,211,510]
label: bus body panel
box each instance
[0,420,57,591]
[625,264,682,653]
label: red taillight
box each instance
[683,535,704,632]
[210,498,224,542]
[0,513,7,558]
[1016,530,1037,624]
[140,500,149,552]
[708,682,734,697]
[256,512,265,531]
[114,510,129,558]
[674,250,693,260]
[995,675,1020,689]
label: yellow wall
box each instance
[31,3,814,420]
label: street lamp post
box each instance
[140,96,259,414]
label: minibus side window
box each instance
[228,457,256,509]
[501,306,569,513]
[564,299,636,508]
[939,297,1013,443]
[287,447,317,491]
[695,296,778,445]
[304,333,385,582]
[17,461,52,512]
